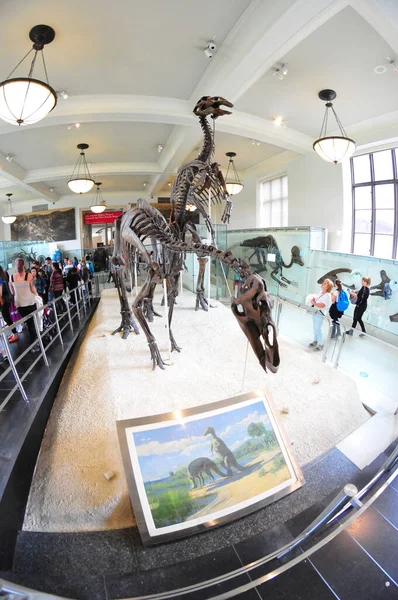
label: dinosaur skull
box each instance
[231,274,280,373]
[193,96,233,118]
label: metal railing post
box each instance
[64,294,73,331]
[79,285,87,315]
[52,300,64,348]
[278,483,358,558]
[1,332,29,402]
[33,313,49,367]
[322,320,333,363]
[74,288,81,322]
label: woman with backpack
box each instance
[0,265,18,342]
[9,258,39,351]
[329,279,349,338]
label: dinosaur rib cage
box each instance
[119,200,249,278]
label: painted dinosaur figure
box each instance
[111,96,280,373]
[240,235,304,288]
[187,457,226,488]
[203,427,247,476]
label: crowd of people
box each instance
[0,255,95,358]
[309,276,372,350]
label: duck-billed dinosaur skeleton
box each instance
[112,96,280,373]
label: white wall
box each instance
[211,149,348,252]
[287,152,346,251]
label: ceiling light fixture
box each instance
[186,203,197,212]
[0,25,57,126]
[68,143,95,194]
[67,122,80,130]
[58,90,68,99]
[143,182,148,188]
[251,139,260,146]
[157,144,163,153]
[225,152,244,195]
[5,154,14,161]
[313,89,356,164]
[274,63,288,80]
[2,193,16,224]
[90,182,107,214]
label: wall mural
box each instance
[11,208,76,242]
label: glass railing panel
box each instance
[276,298,331,352]
[336,329,398,410]
[307,250,398,344]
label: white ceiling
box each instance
[0,0,397,209]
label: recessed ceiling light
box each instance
[143,182,147,187]
[273,116,286,128]
[49,187,54,192]
[157,144,163,153]
[5,154,14,161]
[251,139,260,146]
[168,182,172,187]
[374,65,387,75]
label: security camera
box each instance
[204,41,216,59]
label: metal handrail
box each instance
[0,283,93,412]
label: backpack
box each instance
[337,289,349,312]
[0,278,12,303]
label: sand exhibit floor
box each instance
[23,288,369,532]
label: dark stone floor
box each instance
[1,442,395,599]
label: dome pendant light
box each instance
[2,193,17,224]
[225,152,244,195]
[90,182,107,214]
[68,143,95,194]
[313,89,356,164]
[0,25,57,126]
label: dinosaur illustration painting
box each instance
[240,235,304,288]
[187,457,226,488]
[203,427,247,476]
[111,96,280,373]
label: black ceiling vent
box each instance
[157,197,170,204]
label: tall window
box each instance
[351,149,398,259]
[260,175,288,227]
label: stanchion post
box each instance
[33,313,49,367]
[1,332,29,402]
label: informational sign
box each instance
[83,211,123,225]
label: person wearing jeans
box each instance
[309,279,333,351]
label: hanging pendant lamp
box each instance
[90,182,107,213]
[313,90,356,164]
[68,143,95,194]
[0,25,57,126]
[225,152,244,195]
[2,193,16,224]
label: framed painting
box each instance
[117,390,303,545]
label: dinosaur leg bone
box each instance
[132,268,166,370]
[195,257,209,311]
[111,261,140,338]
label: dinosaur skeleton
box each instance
[112,96,280,373]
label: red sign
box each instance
[83,211,123,225]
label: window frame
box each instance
[350,149,398,259]
[259,174,288,228]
